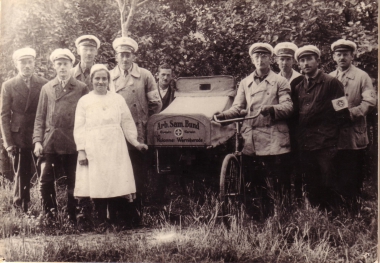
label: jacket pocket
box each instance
[276,123,289,133]
[241,126,255,156]
[353,116,366,134]
[353,125,366,134]
[11,123,20,132]
[274,124,291,148]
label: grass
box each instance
[0,172,378,262]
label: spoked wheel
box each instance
[219,154,244,228]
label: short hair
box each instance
[158,63,172,72]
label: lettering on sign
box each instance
[156,136,175,142]
[153,117,207,145]
[157,120,200,130]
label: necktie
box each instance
[308,78,314,88]
[83,68,90,79]
[25,78,31,89]
[124,70,128,78]
[56,80,64,98]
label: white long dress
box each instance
[73,91,139,198]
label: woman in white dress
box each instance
[73,64,148,223]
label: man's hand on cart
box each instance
[214,111,226,121]
[136,143,148,153]
[78,150,88,166]
[214,108,261,123]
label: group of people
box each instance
[216,40,376,216]
[1,34,376,224]
[1,35,175,224]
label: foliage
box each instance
[0,0,377,85]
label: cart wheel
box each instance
[219,154,241,200]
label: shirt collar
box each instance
[337,65,351,75]
[253,70,269,79]
[80,62,92,75]
[19,74,32,83]
[119,64,133,75]
[57,76,69,86]
[305,69,320,82]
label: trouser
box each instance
[92,198,119,223]
[93,197,137,224]
[128,148,147,195]
[299,147,338,209]
[39,153,77,217]
[245,153,292,217]
[335,149,365,208]
[12,148,36,211]
[290,151,303,200]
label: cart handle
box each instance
[213,109,261,123]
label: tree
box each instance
[115,0,150,36]
[0,0,377,85]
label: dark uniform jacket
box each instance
[293,70,346,151]
[158,80,176,111]
[70,63,93,91]
[1,74,48,150]
[33,76,88,154]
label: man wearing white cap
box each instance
[274,42,304,200]
[33,48,88,220]
[109,37,161,222]
[274,42,302,83]
[293,45,348,210]
[71,35,100,91]
[215,43,293,218]
[1,47,48,212]
[329,39,376,211]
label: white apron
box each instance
[73,92,139,198]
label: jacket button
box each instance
[133,104,136,107]
[267,93,269,95]
[132,90,135,93]
[346,93,348,96]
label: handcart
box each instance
[147,75,237,196]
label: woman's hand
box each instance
[78,150,88,165]
[135,143,148,153]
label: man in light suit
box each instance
[329,39,376,212]
[215,43,293,218]
[109,36,161,224]
[33,48,88,220]
[1,47,48,212]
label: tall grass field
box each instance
[0,170,377,262]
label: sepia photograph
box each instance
[0,0,378,262]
